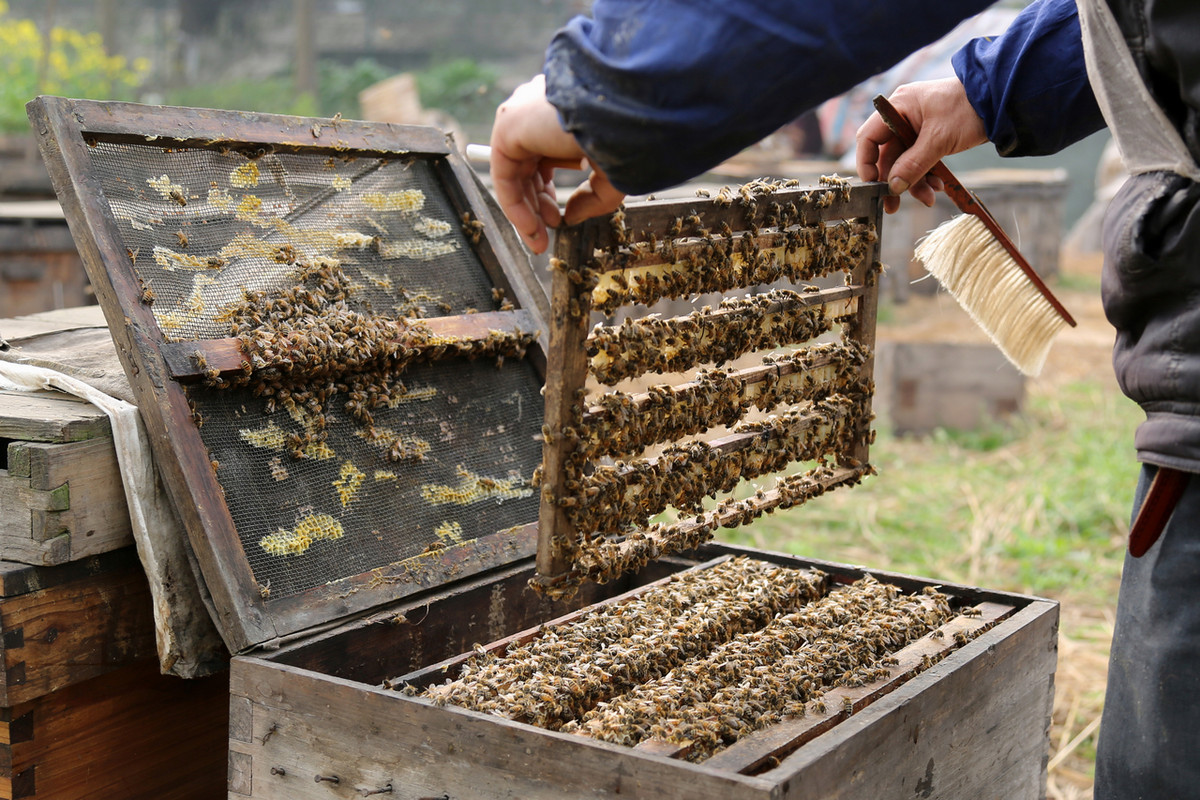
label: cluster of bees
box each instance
[585,288,855,386]
[562,395,862,536]
[589,219,875,315]
[578,341,870,460]
[200,257,535,461]
[536,179,879,597]
[569,464,868,588]
[573,576,952,760]
[414,558,826,728]
[414,557,967,761]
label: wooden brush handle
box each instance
[871,94,1076,327]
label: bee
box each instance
[258,580,271,598]
[126,247,139,264]
[174,230,188,248]
[139,285,155,304]
[168,188,187,206]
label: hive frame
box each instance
[536,182,887,594]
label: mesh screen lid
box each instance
[29,97,550,654]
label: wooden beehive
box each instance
[0,307,133,566]
[0,550,228,800]
[26,98,1057,799]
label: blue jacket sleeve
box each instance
[953,0,1105,157]
[544,0,995,195]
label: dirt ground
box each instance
[880,250,1115,800]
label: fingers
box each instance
[489,74,587,254]
[853,78,987,213]
[563,164,626,226]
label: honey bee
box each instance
[168,188,187,206]
[174,230,188,248]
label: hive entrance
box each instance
[30,97,549,652]
[535,180,887,597]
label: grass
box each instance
[704,373,1138,796]
[715,379,1138,606]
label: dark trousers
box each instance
[1095,465,1200,799]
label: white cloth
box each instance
[0,360,224,677]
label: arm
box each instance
[491,0,993,251]
[546,0,994,195]
[856,0,1104,213]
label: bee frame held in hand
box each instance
[534,178,888,598]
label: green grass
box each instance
[715,379,1140,606]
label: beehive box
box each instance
[0,331,133,565]
[26,97,1056,799]
[0,549,228,800]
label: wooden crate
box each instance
[228,543,1057,800]
[0,550,228,800]
[0,387,133,566]
[0,202,93,317]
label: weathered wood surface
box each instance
[534,225,595,588]
[0,548,157,706]
[0,437,132,565]
[0,391,109,444]
[701,601,1015,773]
[769,600,1058,800]
[229,656,774,800]
[0,659,228,800]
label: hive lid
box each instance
[28,96,550,653]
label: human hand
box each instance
[855,78,988,214]
[490,75,625,253]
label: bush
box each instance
[0,0,148,133]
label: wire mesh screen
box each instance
[83,139,543,600]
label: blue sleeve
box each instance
[953,0,1105,157]
[544,0,995,195]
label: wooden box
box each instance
[228,544,1057,800]
[0,202,92,318]
[24,98,1056,800]
[0,386,133,566]
[0,550,227,800]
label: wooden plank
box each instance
[62,98,450,157]
[0,551,157,706]
[701,601,1015,773]
[392,554,734,690]
[843,191,883,468]
[534,225,595,589]
[1,660,227,800]
[159,309,537,382]
[0,392,110,443]
[769,600,1058,800]
[229,657,775,800]
[0,548,141,600]
[0,438,132,565]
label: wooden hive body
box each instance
[25,98,1057,799]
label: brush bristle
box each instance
[914,214,1066,376]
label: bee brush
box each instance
[872,94,1076,376]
